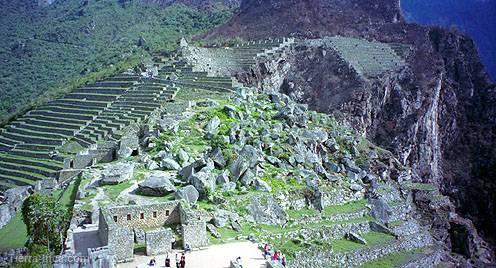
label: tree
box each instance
[21,193,68,253]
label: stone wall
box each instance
[145,228,174,256]
[107,224,134,262]
[292,232,434,268]
[179,204,209,248]
[182,221,208,249]
[103,202,180,229]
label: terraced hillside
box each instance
[182,38,295,76]
[0,0,234,125]
[0,74,179,192]
[327,36,408,78]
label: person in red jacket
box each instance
[272,251,280,261]
[263,244,270,259]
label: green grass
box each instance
[0,212,28,250]
[323,199,368,216]
[360,247,431,268]
[103,181,133,200]
[332,231,396,253]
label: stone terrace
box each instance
[181,38,295,76]
[0,74,178,192]
[328,36,407,78]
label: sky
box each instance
[401,0,496,80]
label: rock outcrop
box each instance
[199,0,496,264]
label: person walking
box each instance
[165,254,171,267]
[175,253,180,268]
[263,244,270,259]
[236,256,243,268]
[180,253,186,268]
[281,253,286,267]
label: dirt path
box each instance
[118,241,267,268]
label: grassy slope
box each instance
[0,212,28,250]
[0,177,81,251]
[0,0,233,124]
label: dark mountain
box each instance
[401,0,496,81]
[201,0,496,264]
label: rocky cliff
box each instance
[201,0,496,265]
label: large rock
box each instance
[230,157,249,182]
[190,171,216,199]
[247,196,287,225]
[101,163,134,185]
[239,169,255,186]
[212,209,239,228]
[117,132,139,158]
[177,149,190,165]
[161,158,181,170]
[178,157,208,182]
[343,157,361,173]
[369,197,392,224]
[299,128,328,144]
[206,116,221,132]
[239,145,263,168]
[216,170,230,185]
[137,172,177,196]
[346,232,367,245]
[209,147,226,168]
[174,185,199,204]
[159,116,180,133]
[254,179,272,192]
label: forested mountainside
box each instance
[201,0,496,264]
[0,0,234,125]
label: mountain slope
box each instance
[199,0,496,264]
[0,0,233,124]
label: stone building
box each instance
[96,201,208,263]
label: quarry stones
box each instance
[101,162,134,185]
[369,197,392,224]
[190,171,216,199]
[247,196,287,225]
[161,158,181,171]
[138,172,177,196]
[174,185,199,204]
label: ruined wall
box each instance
[145,228,174,256]
[182,221,208,248]
[104,202,180,229]
[179,204,208,248]
[107,225,134,262]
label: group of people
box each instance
[263,244,287,267]
[148,253,186,268]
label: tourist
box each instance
[148,258,156,266]
[180,253,186,268]
[272,251,279,261]
[236,256,243,268]
[281,254,286,267]
[263,244,270,259]
[165,254,171,267]
[175,254,180,268]
[184,243,192,253]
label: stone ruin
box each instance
[65,201,208,263]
